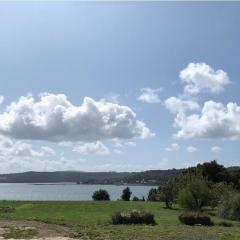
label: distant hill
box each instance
[0,171,131,184]
[0,165,237,185]
[116,169,183,185]
[0,169,183,185]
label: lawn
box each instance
[0,200,239,240]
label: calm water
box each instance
[0,183,157,201]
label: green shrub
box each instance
[218,221,233,227]
[132,196,140,201]
[92,189,110,201]
[121,187,132,201]
[218,191,240,221]
[112,209,155,225]
[0,206,15,213]
[210,182,234,208]
[178,179,211,211]
[178,212,213,226]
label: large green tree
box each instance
[178,179,211,211]
[158,180,176,209]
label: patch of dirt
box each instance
[0,220,72,239]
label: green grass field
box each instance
[0,200,239,240]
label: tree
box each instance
[147,188,158,201]
[178,179,211,211]
[92,189,110,201]
[158,180,176,208]
[121,187,132,201]
[199,160,229,183]
[228,168,240,190]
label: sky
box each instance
[0,2,239,173]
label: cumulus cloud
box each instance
[137,88,161,103]
[211,146,222,153]
[73,141,109,155]
[40,146,56,156]
[0,136,56,159]
[175,101,240,139]
[0,135,86,173]
[186,146,197,153]
[180,62,230,95]
[164,97,200,114]
[0,93,153,142]
[165,143,180,152]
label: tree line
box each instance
[92,160,240,222]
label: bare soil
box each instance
[0,220,72,239]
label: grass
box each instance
[2,227,38,239]
[0,200,239,240]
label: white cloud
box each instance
[175,101,240,139]
[164,97,200,113]
[73,141,109,155]
[137,88,161,103]
[40,146,56,156]
[114,149,123,155]
[0,136,56,159]
[0,93,153,142]
[114,142,123,148]
[180,62,230,95]
[186,146,197,153]
[125,141,136,147]
[114,141,136,148]
[165,143,180,152]
[211,146,222,153]
[0,96,4,105]
[0,135,88,173]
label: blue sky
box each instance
[0,2,239,173]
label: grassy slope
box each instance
[0,201,239,240]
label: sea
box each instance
[0,183,157,201]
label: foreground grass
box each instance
[0,201,239,240]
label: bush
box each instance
[132,196,139,201]
[218,191,240,221]
[147,188,158,201]
[178,212,213,226]
[92,189,110,201]
[112,209,155,225]
[158,180,176,208]
[210,182,234,208]
[218,221,233,227]
[178,179,211,211]
[0,206,15,213]
[121,187,132,201]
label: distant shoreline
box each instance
[0,182,158,187]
